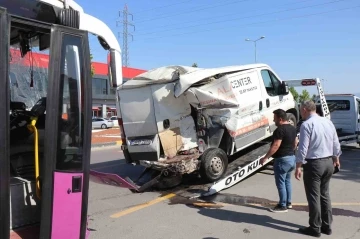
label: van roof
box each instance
[324,94,360,100]
[121,63,269,95]
[325,94,354,96]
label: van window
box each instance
[326,100,350,111]
[269,71,281,94]
[356,99,360,114]
[260,70,281,96]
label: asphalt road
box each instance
[88,145,360,239]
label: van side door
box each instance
[259,69,289,132]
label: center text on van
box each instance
[231,77,252,89]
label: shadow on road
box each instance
[206,193,360,218]
[331,148,360,183]
[166,192,360,219]
[291,206,360,218]
[195,207,302,234]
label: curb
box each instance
[91,141,123,149]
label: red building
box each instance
[9,48,146,118]
[91,61,146,117]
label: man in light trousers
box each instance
[295,100,341,237]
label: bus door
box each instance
[0,7,10,239]
[0,7,92,239]
[39,25,92,239]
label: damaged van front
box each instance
[117,63,297,184]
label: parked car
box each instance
[107,116,119,127]
[92,117,114,129]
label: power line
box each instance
[135,4,360,42]
[136,0,348,37]
[134,0,252,24]
[117,4,135,67]
[136,0,314,33]
[131,0,193,14]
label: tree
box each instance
[312,94,317,101]
[299,89,311,103]
[192,63,198,67]
[90,53,95,77]
[289,87,299,102]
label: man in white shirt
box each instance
[295,100,341,237]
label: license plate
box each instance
[129,139,152,146]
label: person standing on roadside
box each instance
[295,100,341,237]
[260,109,298,213]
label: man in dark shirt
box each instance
[260,109,298,212]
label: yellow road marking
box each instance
[110,193,176,218]
[110,191,360,219]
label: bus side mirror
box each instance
[107,50,122,88]
[107,52,113,87]
[281,81,289,95]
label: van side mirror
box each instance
[281,81,289,95]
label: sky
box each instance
[76,0,360,95]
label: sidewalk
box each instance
[91,128,123,148]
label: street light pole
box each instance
[254,41,257,63]
[245,36,265,63]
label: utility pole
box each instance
[245,36,265,63]
[117,4,135,67]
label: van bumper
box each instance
[123,135,160,162]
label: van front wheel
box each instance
[199,148,228,182]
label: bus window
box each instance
[56,35,84,171]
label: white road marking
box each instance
[92,129,106,133]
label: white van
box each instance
[117,64,298,182]
[318,94,360,145]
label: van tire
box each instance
[287,113,297,127]
[199,148,228,182]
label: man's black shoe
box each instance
[269,204,288,213]
[321,227,332,235]
[298,227,321,237]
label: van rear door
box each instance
[326,96,355,135]
[356,97,360,134]
[118,82,198,161]
[118,86,160,162]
